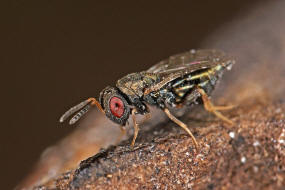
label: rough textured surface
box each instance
[19,1,285,189]
[33,101,285,190]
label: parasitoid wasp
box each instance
[59,49,235,150]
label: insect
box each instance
[60,49,235,150]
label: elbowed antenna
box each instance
[69,104,91,125]
[59,99,91,123]
[59,98,105,125]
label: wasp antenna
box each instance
[69,104,91,125]
[59,99,90,123]
[88,97,105,114]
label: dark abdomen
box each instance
[168,64,225,106]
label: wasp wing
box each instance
[147,49,234,78]
[144,49,235,95]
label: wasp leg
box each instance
[197,87,234,125]
[164,108,199,150]
[131,109,139,148]
[211,105,236,111]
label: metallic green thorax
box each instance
[116,72,160,114]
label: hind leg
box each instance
[197,87,235,125]
[164,108,199,150]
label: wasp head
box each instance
[99,86,130,126]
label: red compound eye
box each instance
[109,96,125,118]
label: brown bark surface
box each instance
[19,1,285,189]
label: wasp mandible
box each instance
[60,49,235,150]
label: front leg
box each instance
[197,87,235,125]
[131,108,139,148]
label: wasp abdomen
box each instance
[152,64,227,108]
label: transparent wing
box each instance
[147,49,234,78]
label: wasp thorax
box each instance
[99,86,130,125]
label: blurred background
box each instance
[1,1,265,189]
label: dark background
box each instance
[1,1,261,189]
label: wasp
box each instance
[60,49,235,150]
